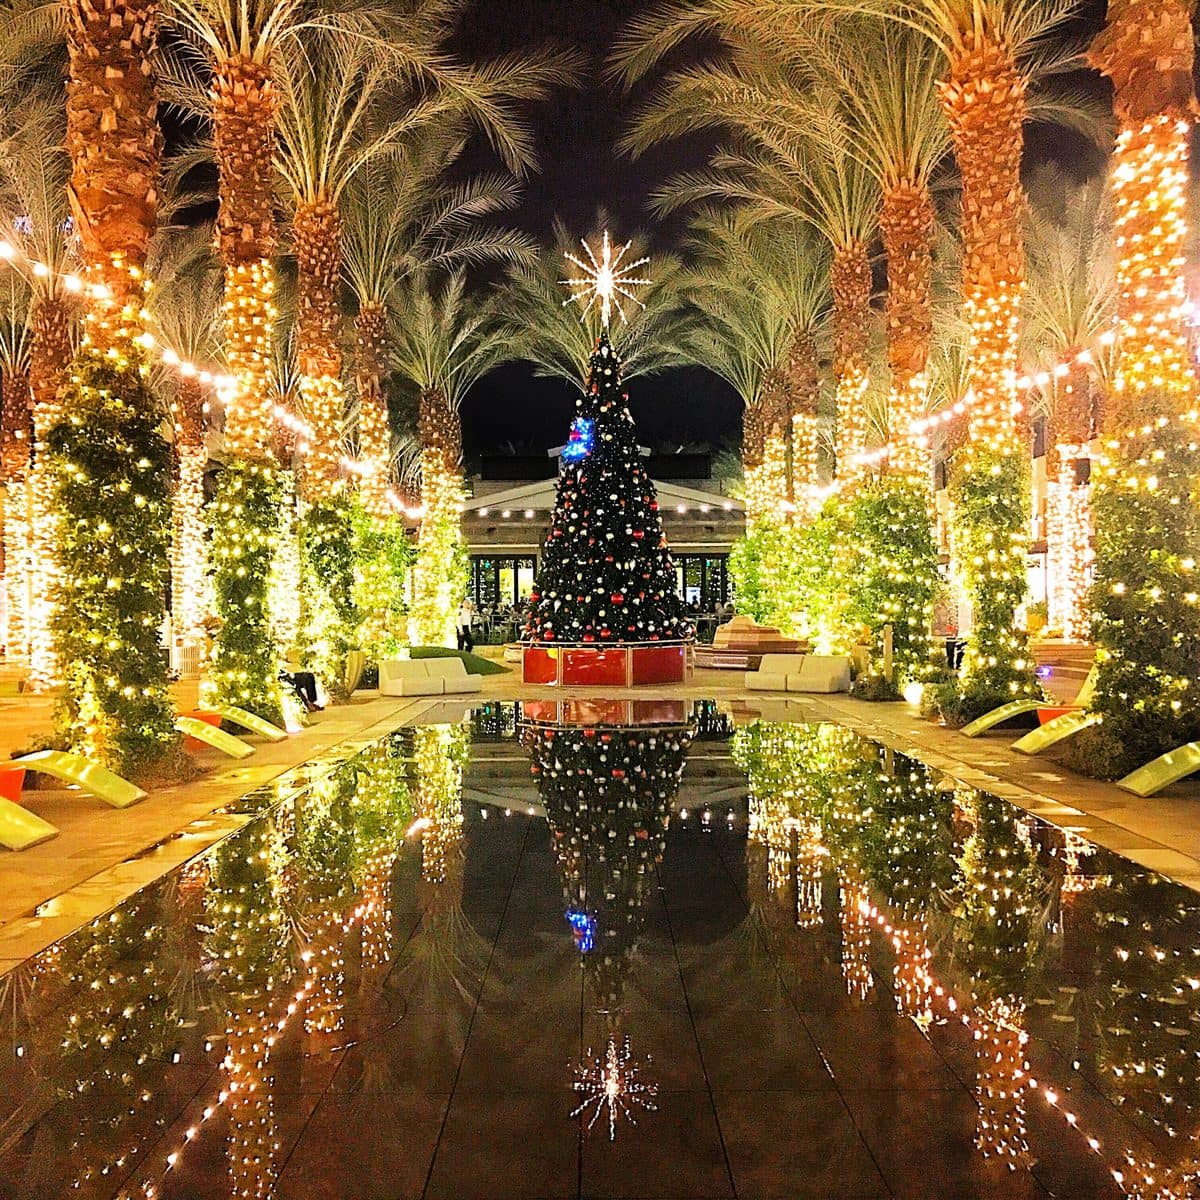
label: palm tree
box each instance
[634,83,879,488]
[3,0,177,769]
[0,101,79,691]
[1022,175,1115,643]
[618,0,1086,448]
[1089,0,1196,416]
[0,276,31,668]
[341,134,537,518]
[502,216,693,391]
[683,211,831,523]
[390,272,509,647]
[807,20,951,483]
[272,32,569,503]
[145,225,223,664]
[681,249,792,528]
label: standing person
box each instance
[457,598,475,652]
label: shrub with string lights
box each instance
[843,479,939,690]
[728,518,803,631]
[942,446,1042,724]
[299,497,359,700]
[1067,419,1200,778]
[207,461,285,726]
[46,349,181,778]
[351,502,413,661]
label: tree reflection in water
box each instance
[731,718,1200,1195]
[523,713,695,1139]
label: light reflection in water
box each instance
[5,709,1200,1197]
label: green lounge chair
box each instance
[1118,743,1200,798]
[1011,709,1102,756]
[0,767,58,851]
[11,750,146,808]
[210,704,288,742]
[0,797,57,851]
[175,717,255,760]
[961,664,1099,739]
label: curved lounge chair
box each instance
[960,664,1099,739]
[1011,708,1102,756]
[1118,743,1200,798]
[209,704,288,742]
[10,750,146,808]
[175,717,256,759]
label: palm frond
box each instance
[388,270,508,411]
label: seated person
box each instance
[280,666,322,712]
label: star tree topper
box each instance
[561,230,651,329]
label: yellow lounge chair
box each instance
[0,797,58,851]
[1118,743,1200,798]
[961,664,1099,739]
[174,717,255,760]
[11,750,146,809]
[1011,709,1102,756]
[0,767,58,851]
[210,704,288,742]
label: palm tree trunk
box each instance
[214,54,279,461]
[294,196,346,500]
[787,330,821,522]
[939,35,1038,708]
[171,378,208,663]
[64,0,161,348]
[1090,0,1197,421]
[418,386,463,507]
[831,240,871,487]
[938,38,1027,448]
[57,0,177,774]
[410,387,463,647]
[880,181,934,482]
[1044,362,1095,643]
[1,368,31,667]
[741,400,766,525]
[355,300,391,519]
[26,295,72,691]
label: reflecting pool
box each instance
[2,699,1200,1198]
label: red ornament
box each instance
[611,593,624,604]
[612,769,625,779]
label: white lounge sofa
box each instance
[745,654,806,693]
[745,653,851,694]
[379,657,484,697]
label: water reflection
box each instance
[4,709,1200,1197]
[522,712,695,1138]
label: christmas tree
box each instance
[523,329,691,645]
[523,719,693,1008]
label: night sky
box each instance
[454,0,1112,463]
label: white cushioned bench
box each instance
[745,653,851,694]
[745,653,806,693]
[379,657,484,697]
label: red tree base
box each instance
[522,641,690,686]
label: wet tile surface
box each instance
[3,702,1200,1198]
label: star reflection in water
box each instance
[572,1034,658,1141]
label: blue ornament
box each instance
[562,416,595,463]
[566,908,596,953]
